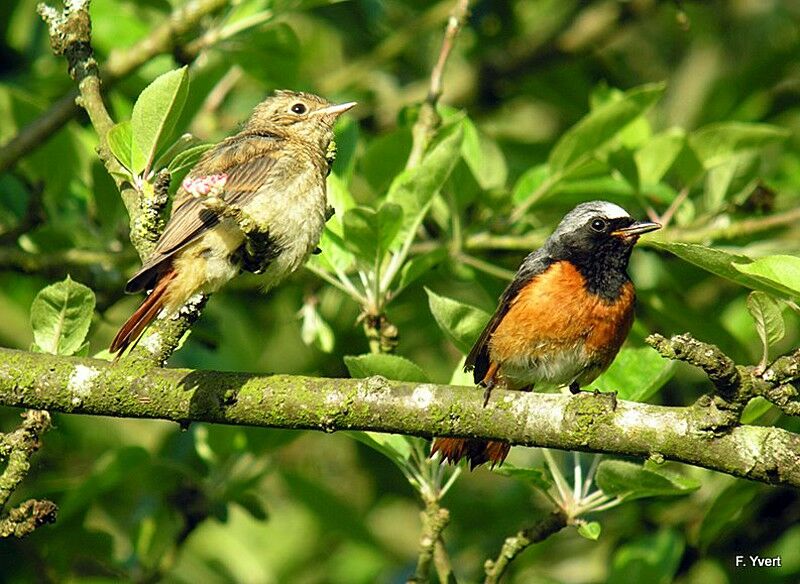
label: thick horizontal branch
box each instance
[1,348,798,489]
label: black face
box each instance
[550,215,640,301]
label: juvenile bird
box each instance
[110,90,356,355]
[431,201,660,468]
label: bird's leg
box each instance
[569,381,581,394]
[480,362,501,407]
[199,198,274,275]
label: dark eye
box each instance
[590,218,607,232]
[291,103,307,114]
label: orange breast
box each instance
[488,261,634,387]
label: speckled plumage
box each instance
[111,90,355,355]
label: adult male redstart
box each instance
[110,90,356,355]
[431,201,661,468]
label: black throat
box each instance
[549,237,634,302]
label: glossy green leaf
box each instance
[131,66,190,176]
[461,118,507,190]
[511,164,549,204]
[344,353,429,383]
[746,291,785,365]
[394,248,448,295]
[342,203,403,262]
[347,432,413,466]
[688,122,789,169]
[549,83,665,174]
[30,276,95,356]
[733,255,800,298]
[634,128,685,185]
[650,242,799,300]
[740,396,775,424]
[493,463,553,493]
[588,346,675,402]
[577,521,602,541]
[609,529,685,584]
[386,121,463,251]
[425,288,491,354]
[698,481,760,551]
[596,460,700,501]
[300,302,335,353]
[106,120,132,172]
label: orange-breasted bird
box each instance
[110,90,356,355]
[431,201,661,468]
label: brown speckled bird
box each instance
[431,201,660,468]
[110,90,355,355]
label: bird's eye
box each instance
[291,103,307,114]
[590,218,607,232]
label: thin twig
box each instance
[483,509,568,584]
[406,0,471,169]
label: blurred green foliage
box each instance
[2,0,800,582]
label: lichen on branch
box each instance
[0,346,799,489]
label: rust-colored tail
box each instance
[110,270,177,356]
[430,437,510,470]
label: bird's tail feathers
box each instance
[110,269,177,357]
[430,437,510,470]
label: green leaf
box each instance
[461,118,507,190]
[310,174,357,273]
[349,431,412,462]
[608,529,685,584]
[651,242,800,300]
[577,521,602,541]
[299,302,335,353]
[342,203,403,262]
[746,291,785,365]
[164,141,212,174]
[740,396,774,424]
[394,248,448,296]
[549,83,665,174]
[493,463,553,493]
[425,288,491,354]
[703,151,758,212]
[106,120,132,172]
[698,481,760,551]
[30,276,95,356]
[595,460,700,501]
[588,346,675,402]
[688,122,789,169]
[131,66,190,176]
[385,121,464,251]
[634,128,685,186]
[733,255,800,298]
[344,353,429,383]
[511,164,549,204]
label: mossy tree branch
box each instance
[37,0,204,367]
[0,410,56,539]
[0,341,799,489]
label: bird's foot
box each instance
[569,381,581,394]
[240,229,278,274]
[480,378,496,407]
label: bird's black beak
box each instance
[611,220,662,238]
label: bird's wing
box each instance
[465,249,553,383]
[125,135,282,293]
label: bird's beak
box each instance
[314,101,357,118]
[611,220,662,238]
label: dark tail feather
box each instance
[110,270,177,356]
[431,437,510,470]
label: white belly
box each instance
[501,343,596,391]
